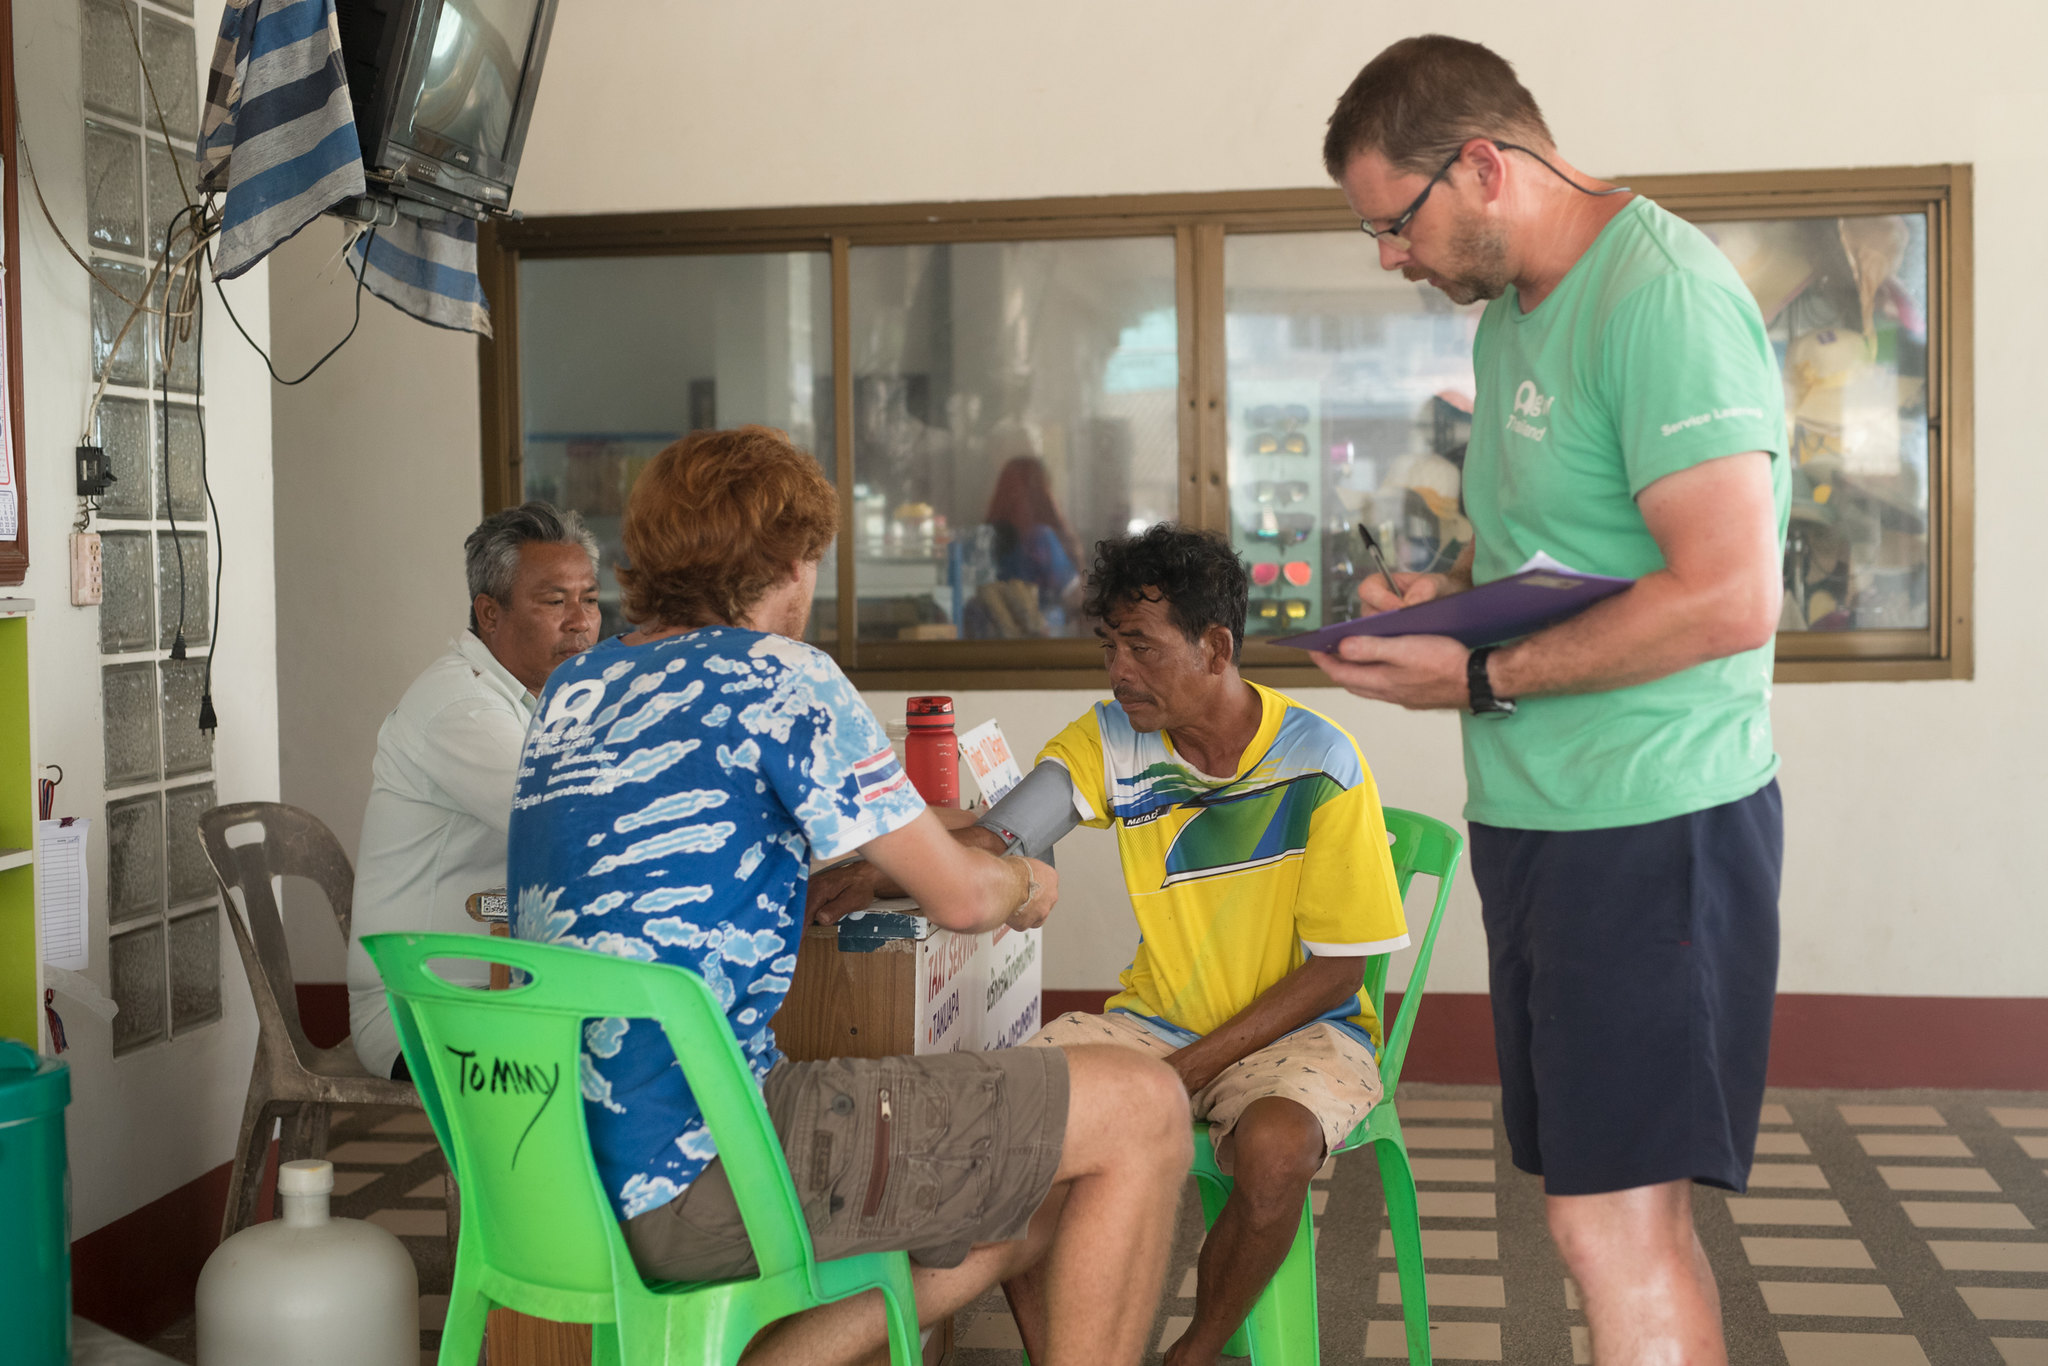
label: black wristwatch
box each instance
[1467,646,1516,717]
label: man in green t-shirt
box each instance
[1315,36,1788,1366]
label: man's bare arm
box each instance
[1164,953,1368,1096]
[1313,453,1780,708]
[855,810,1055,935]
[808,763,1080,922]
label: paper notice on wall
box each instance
[0,491,16,540]
[35,818,91,971]
[959,720,1026,806]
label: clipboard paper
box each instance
[1271,568,1634,652]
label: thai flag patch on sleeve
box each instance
[853,747,912,804]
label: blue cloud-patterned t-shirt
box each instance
[507,626,925,1220]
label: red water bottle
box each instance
[904,696,959,807]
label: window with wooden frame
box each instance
[479,165,1971,688]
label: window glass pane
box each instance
[99,530,155,653]
[164,782,217,905]
[103,660,162,786]
[848,239,1178,642]
[160,657,213,777]
[110,920,166,1054]
[81,0,142,123]
[169,906,221,1032]
[91,257,152,388]
[85,121,142,255]
[107,791,165,924]
[518,253,834,643]
[139,12,198,144]
[155,402,204,520]
[1224,232,1481,638]
[157,531,207,648]
[1701,214,1931,632]
[93,395,152,518]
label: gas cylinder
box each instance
[195,1159,418,1366]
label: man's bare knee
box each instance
[1222,1101,1323,1224]
[1062,1045,1191,1172]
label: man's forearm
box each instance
[1487,562,1774,699]
[1173,954,1365,1091]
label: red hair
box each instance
[984,455,1082,570]
[617,426,837,628]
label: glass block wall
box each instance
[84,0,220,1054]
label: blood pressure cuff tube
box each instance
[974,761,1082,862]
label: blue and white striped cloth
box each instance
[199,0,363,280]
[353,215,493,336]
[201,0,492,335]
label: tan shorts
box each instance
[1030,1011,1381,1163]
[622,1048,1067,1283]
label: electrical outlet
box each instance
[70,532,103,606]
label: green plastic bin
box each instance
[0,1039,72,1366]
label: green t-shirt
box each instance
[1460,196,1790,831]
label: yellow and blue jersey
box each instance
[1040,683,1408,1047]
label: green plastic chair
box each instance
[1186,806,1465,1366]
[361,931,920,1366]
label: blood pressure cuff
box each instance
[975,761,1082,861]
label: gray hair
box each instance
[465,501,601,630]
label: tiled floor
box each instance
[145,1104,454,1366]
[951,1084,2048,1366]
[145,1086,2048,1365]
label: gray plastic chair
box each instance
[199,801,420,1240]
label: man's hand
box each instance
[1310,632,1471,710]
[1164,1037,1232,1097]
[806,859,884,925]
[1003,857,1059,932]
[1357,569,1455,615]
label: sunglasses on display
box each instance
[1246,512,1315,547]
[1249,560,1314,588]
[1254,598,1313,624]
[1245,404,1312,456]
[1254,480,1311,506]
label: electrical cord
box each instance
[163,201,209,661]
[210,225,379,386]
[195,247,221,735]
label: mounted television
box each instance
[334,0,559,218]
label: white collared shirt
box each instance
[346,631,536,1076]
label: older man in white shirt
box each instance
[347,503,601,1078]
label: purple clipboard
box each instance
[1272,568,1635,652]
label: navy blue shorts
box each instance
[1472,780,1781,1197]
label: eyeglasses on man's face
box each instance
[1358,147,1464,251]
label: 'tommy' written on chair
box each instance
[1187,806,1465,1366]
[361,931,922,1366]
[199,801,419,1241]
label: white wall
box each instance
[268,220,482,982]
[16,6,282,1235]
[271,0,2048,1003]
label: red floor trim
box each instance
[71,1159,231,1343]
[1041,990,2048,1090]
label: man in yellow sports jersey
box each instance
[805,525,1408,1363]
[996,524,1407,1366]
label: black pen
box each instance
[1357,522,1403,602]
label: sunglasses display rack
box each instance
[1230,384,1325,637]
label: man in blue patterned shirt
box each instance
[509,426,1191,1366]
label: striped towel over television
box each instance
[201,0,493,336]
[354,215,494,336]
[200,0,364,280]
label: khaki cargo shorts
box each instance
[1031,1011,1381,1164]
[623,1047,1068,1283]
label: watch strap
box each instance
[1467,646,1517,716]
